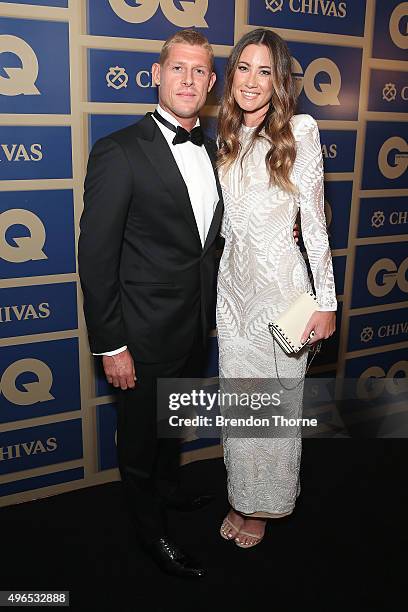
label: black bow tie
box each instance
[153,110,204,147]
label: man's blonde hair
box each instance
[159,29,214,71]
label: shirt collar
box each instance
[156,105,200,130]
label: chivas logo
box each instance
[378,322,408,338]
[105,67,157,90]
[135,70,157,88]
[389,211,408,225]
[378,136,408,180]
[367,257,408,297]
[0,35,40,96]
[0,437,57,461]
[0,209,47,263]
[389,2,408,50]
[108,0,208,27]
[371,211,385,228]
[0,303,50,323]
[382,82,408,103]
[383,83,397,102]
[0,144,42,163]
[360,322,408,344]
[0,358,54,406]
[266,0,284,12]
[322,143,338,159]
[360,327,374,343]
[371,210,408,228]
[106,66,128,90]
[266,0,347,18]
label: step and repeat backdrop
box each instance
[0,0,407,507]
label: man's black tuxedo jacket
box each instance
[78,113,223,363]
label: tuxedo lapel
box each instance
[137,114,201,247]
[202,136,223,255]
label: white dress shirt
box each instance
[95,105,219,357]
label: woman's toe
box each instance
[221,520,238,539]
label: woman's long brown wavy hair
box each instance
[217,28,298,193]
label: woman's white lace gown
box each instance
[216,114,337,516]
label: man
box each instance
[78,30,221,579]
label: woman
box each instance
[216,29,337,548]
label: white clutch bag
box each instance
[268,291,320,354]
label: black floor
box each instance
[1,440,406,611]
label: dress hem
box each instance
[230,503,295,519]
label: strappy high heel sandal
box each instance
[234,529,264,548]
[220,516,242,541]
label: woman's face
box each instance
[232,44,274,126]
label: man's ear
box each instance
[207,71,216,93]
[152,62,161,86]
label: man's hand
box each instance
[102,349,136,390]
[301,311,336,345]
[293,222,300,244]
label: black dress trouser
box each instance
[116,323,205,542]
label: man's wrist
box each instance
[93,345,128,357]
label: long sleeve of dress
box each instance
[295,116,337,311]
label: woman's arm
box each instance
[296,116,337,343]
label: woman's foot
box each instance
[235,517,266,548]
[220,508,245,540]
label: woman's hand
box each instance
[301,311,336,345]
[293,222,300,243]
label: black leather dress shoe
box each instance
[148,537,205,579]
[165,494,214,512]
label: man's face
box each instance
[152,43,216,122]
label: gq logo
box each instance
[0,209,47,263]
[389,2,408,49]
[357,360,408,400]
[108,0,209,26]
[0,358,54,406]
[292,57,341,106]
[367,257,408,297]
[0,35,40,96]
[378,136,408,179]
